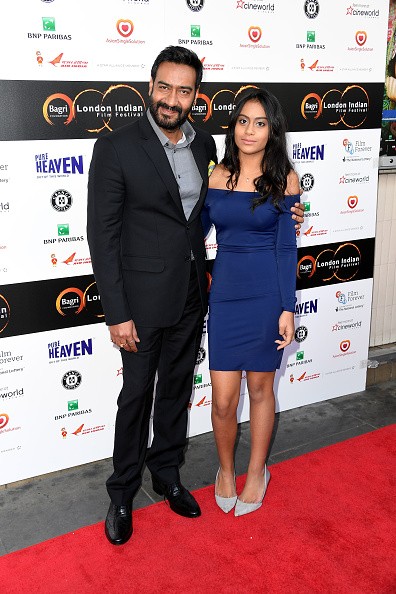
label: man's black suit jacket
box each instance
[87,114,217,328]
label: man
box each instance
[87,46,304,545]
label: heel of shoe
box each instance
[214,468,237,513]
[234,464,271,517]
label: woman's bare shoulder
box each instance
[285,170,300,196]
[209,164,230,189]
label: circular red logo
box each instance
[340,340,351,352]
[0,413,9,430]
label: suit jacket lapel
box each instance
[138,116,185,218]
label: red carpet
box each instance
[1,426,395,594]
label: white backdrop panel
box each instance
[0,0,388,485]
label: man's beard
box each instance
[149,96,193,131]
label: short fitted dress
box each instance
[202,189,298,372]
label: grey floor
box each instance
[0,379,395,556]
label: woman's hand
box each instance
[275,311,295,350]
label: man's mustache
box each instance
[156,101,182,115]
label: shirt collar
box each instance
[146,108,196,148]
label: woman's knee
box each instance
[248,383,274,404]
[212,393,239,420]
[247,372,275,404]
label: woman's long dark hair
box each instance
[222,88,293,210]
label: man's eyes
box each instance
[158,85,191,96]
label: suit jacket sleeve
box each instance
[87,136,131,326]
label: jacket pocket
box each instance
[122,255,165,272]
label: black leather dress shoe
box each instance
[152,478,201,518]
[105,502,133,545]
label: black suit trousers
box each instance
[106,264,204,505]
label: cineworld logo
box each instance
[332,320,362,332]
[236,1,275,12]
[0,388,24,400]
[48,338,93,360]
[301,85,369,129]
[297,242,361,284]
[346,6,379,18]
[42,85,146,133]
[339,174,369,185]
[35,152,84,175]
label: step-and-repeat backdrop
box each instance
[0,0,388,484]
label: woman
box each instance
[202,88,299,516]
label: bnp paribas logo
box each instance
[68,399,78,411]
[194,374,202,385]
[57,224,69,236]
[191,25,201,38]
[296,351,304,361]
[42,17,56,31]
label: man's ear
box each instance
[148,78,154,96]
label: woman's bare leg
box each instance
[238,371,275,502]
[210,370,241,497]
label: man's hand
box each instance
[291,202,305,231]
[109,320,140,352]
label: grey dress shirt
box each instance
[147,109,203,221]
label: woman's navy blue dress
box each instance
[202,189,298,372]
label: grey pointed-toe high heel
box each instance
[215,468,237,513]
[234,465,271,517]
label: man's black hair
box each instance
[151,46,203,89]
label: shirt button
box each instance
[186,225,190,230]
[184,255,190,262]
